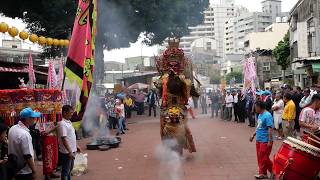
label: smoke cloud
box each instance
[82,92,111,138]
[155,139,183,180]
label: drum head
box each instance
[284,137,320,157]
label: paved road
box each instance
[35,112,281,180]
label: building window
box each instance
[206,42,212,51]
[12,45,18,48]
[263,62,271,72]
[307,18,316,56]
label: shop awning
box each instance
[0,67,28,73]
[312,63,320,72]
[292,56,320,63]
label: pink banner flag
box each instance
[243,57,257,97]
[28,50,36,88]
[47,59,58,89]
[58,56,64,89]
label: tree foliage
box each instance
[0,0,208,50]
[210,73,221,84]
[225,71,243,84]
[273,32,290,70]
[0,0,209,80]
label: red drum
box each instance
[302,131,320,146]
[307,137,320,149]
[273,137,320,180]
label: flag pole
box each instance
[61,53,66,91]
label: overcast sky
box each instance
[0,0,299,62]
[105,0,299,63]
[211,0,298,12]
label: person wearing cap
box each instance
[8,107,41,180]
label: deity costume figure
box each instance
[154,38,199,154]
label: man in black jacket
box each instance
[147,89,158,117]
[292,86,304,134]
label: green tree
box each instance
[225,72,243,84]
[273,32,290,81]
[210,73,221,84]
[0,0,209,81]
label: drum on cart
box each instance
[273,137,320,180]
[301,131,320,148]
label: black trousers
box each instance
[30,128,41,157]
[148,104,156,117]
[294,109,301,130]
[238,107,245,122]
[15,173,33,180]
[125,105,132,118]
[234,103,239,121]
[247,109,255,126]
[136,102,144,115]
[108,116,118,129]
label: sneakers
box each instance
[254,174,268,179]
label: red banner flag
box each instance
[64,0,97,121]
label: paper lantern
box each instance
[19,31,29,40]
[8,27,19,38]
[59,39,65,46]
[0,22,9,33]
[64,40,70,46]
[38,36,46,45]
[53,39,59,46]
[46,38,53,46]
[29,34,39,43]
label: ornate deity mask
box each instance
[167,106,182,123]
[156,38,188,75]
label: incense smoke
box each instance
[156,139,183,180]
[82,93,110,138]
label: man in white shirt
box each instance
[299,88,317,108]
[225,91,234,121]
[8,107,40,180]
[58,105,80,180]
[233,91,239,122]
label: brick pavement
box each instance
[36,111,282,180]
